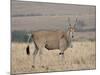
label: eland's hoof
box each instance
[32,65,35,68]
[45,66,49,70]
[41,65,45,68]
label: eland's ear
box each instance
[67,17,72,30]
[74,18,78,28]
[68,17,71,26]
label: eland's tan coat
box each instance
[26,18,77,68]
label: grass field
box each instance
[11,1,96,74]
[11,41,96,74]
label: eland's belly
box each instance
[45,39,59,50]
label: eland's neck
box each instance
[66,31,72,46]
[67,31,71,40]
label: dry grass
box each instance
[11,41,96,74]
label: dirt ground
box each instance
[11,41,96,74]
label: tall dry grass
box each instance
[11,41,96,74]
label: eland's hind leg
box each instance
[38,42,46,68]
[38,45,47,68]
[32,49,39,68]
[39,48,43,67]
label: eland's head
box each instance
[67,17,77,48]
[68,24,76,39]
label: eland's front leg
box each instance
[59,38,66,65]
[69,41,73,48]
[59,51,65,65]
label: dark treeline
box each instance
[12,13,43,17]
[11,29,95,43]
[12,14,75,17]
[11,31,32,43]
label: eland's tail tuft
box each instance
[26,45,30,55]
[26,33,32,55]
